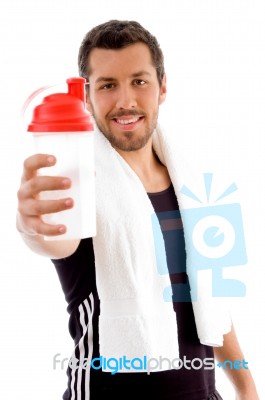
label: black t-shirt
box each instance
[52,184,216,400]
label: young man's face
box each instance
[86,42,166,152]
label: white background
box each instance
[0,0,265,398]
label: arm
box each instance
[214,324,259,400]
[16,154,80,259]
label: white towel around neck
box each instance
[92,125,231,372]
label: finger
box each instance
[18,197,74,217]
[22,154,56,181]
[18,176,71,199]
[29,218,68,237]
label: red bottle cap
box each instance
[28,77,94,133]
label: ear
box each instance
[85,94,93,114]
[158,74,167,105]
[84,81,94,113]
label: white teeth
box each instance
[116,117,140,124]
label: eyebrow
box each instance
[95,70,152,84]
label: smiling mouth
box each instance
[111,115,144,126]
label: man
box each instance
[17,20,259,399]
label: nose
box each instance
[115,85,137,109]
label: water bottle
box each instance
[27,77,96,240]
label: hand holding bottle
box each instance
[18,77,96,241]
[17,153,74,237]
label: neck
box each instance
[114,139,171,193]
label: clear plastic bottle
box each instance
[27,77,96,240]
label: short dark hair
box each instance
[78,20,165,86]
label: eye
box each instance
[99,83,115,90]
[133,79,146,86]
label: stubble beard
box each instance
[92,111,159,152]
